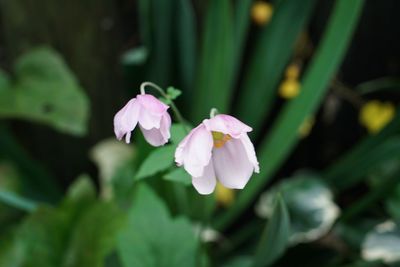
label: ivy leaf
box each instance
[117,184,198,267]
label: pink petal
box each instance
[174,124,213,177]
[137,94,169,130]
[138,109,163,130]
[240,134,260,173]
[139,113,171,146]
[137,94,169,115]
[203,114,252,138]
[212,138,255,189]
[192,162,217,195]
[113,98,140,144]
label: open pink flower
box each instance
[175,114,259,194]
[114,94,171,146]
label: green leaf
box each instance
[117,184,198,267]
[0,176,124,267]
[324,117,400,190]
[192,0,234,122]
[222,256,252,267]
[215,0,365,230]
[0,47,90,136]
[0,70,10,91]
[355,76,400,94]
[325,136,400,191]
[256,175,339,244]
[147,0,174,86]
[252,195,290,267]
[386,183,400,221]
[0,162,37,212]
[340,164,400,222]
[163,168,191,186]
[135,145,176,180]
[176,0,197,92]
[0,126,61,201]
[170,123,188,144]
[166,87,182,100]
[236,0,316,136]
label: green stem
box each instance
[140,81,190,133]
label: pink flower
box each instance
[114,94,171,146]
[175,114,259,194]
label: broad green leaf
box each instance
[163,168,191,186]
[192,0,234,122]
[215,0,365,230]
[236,0,316,136]
[117,184,198,267]
[362,221,400,264]
[256,175,339,244]
[135,145,175,180]
[253,195,290,267]
[0,47,89,136]
[0,176,124,267]
[170,123,189,144]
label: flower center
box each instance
[212,131,232,148]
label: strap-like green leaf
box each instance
[215,0,365,230]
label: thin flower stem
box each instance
[209,108,219,118]
[140,81,190,133]
[331,79,365,108]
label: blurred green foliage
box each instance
[2,0,400,266]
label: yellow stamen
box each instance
[212,131,232,148]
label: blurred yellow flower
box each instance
[216,182,235,207]
[298,117,315,138]
[279,79,300,99]
[359,101,395,134]
[285,63,301,80]
[251,2,273,26]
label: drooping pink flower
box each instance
[114,94,171,146]
[175,114,259,194]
